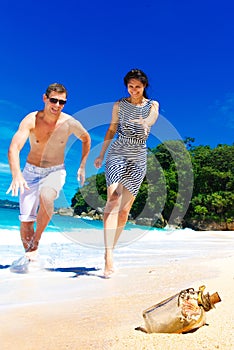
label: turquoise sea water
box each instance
[0,206,153,235]
[0,207,105,232]
[0,206,234,273]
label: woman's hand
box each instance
[130,116,150,135]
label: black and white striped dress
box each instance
[105,98,154,196]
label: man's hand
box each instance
[77,167,86,187]
[6,174,29,196]
[94,156,103,169]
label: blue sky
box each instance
[1,0,234,203]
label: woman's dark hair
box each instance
[45,83,68,98]
[124,69,149,98]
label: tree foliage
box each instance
[71,141,234,226]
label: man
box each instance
[7,83,91,269]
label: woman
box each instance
[94,69,159,277]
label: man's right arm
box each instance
[7,113,35,196]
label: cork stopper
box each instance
[209,292,221,305]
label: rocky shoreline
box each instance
[1,200,233,231]
[0,199,19,210]
[55,207,234,231]
[183,219,234,231]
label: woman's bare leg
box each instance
[103,184,135,277]
[113,188,135,248]
[103,184,120,276]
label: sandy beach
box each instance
[1,230,234,350]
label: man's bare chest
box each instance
[30,121,70,146]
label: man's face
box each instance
[43,91,67,116]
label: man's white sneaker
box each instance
[10,256,30,274]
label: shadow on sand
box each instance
[1,263,106,278]
[45,266,101,278]
[0,264,11,269]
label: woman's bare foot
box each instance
[104,249,114,278]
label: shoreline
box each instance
[0,203,233,232]
[1,251,233,349]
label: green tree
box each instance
[71,142,234,227]
[71,173,106,215]
[187,144,234,222]
[151,140,194,225]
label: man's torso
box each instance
[27,111,71,167]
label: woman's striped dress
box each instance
[105,98,154,196]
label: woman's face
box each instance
[127,78,146,99]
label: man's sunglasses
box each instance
[48,97,67,105]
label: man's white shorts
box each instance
[19,163,66,222]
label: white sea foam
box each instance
[0,227,234,266]
[0,227,233,313]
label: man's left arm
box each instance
[77,131,91,186]
[68,116,91,186]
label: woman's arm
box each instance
[146,100,159,126]
[130,100,159,135]
[94,102,119,168]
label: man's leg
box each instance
[20,221,35,251]
[29,168,65,252]
[19,169,39,256]
[11,222,36,269]
[28,187,57,252]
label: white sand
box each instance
[1,232,234,350]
